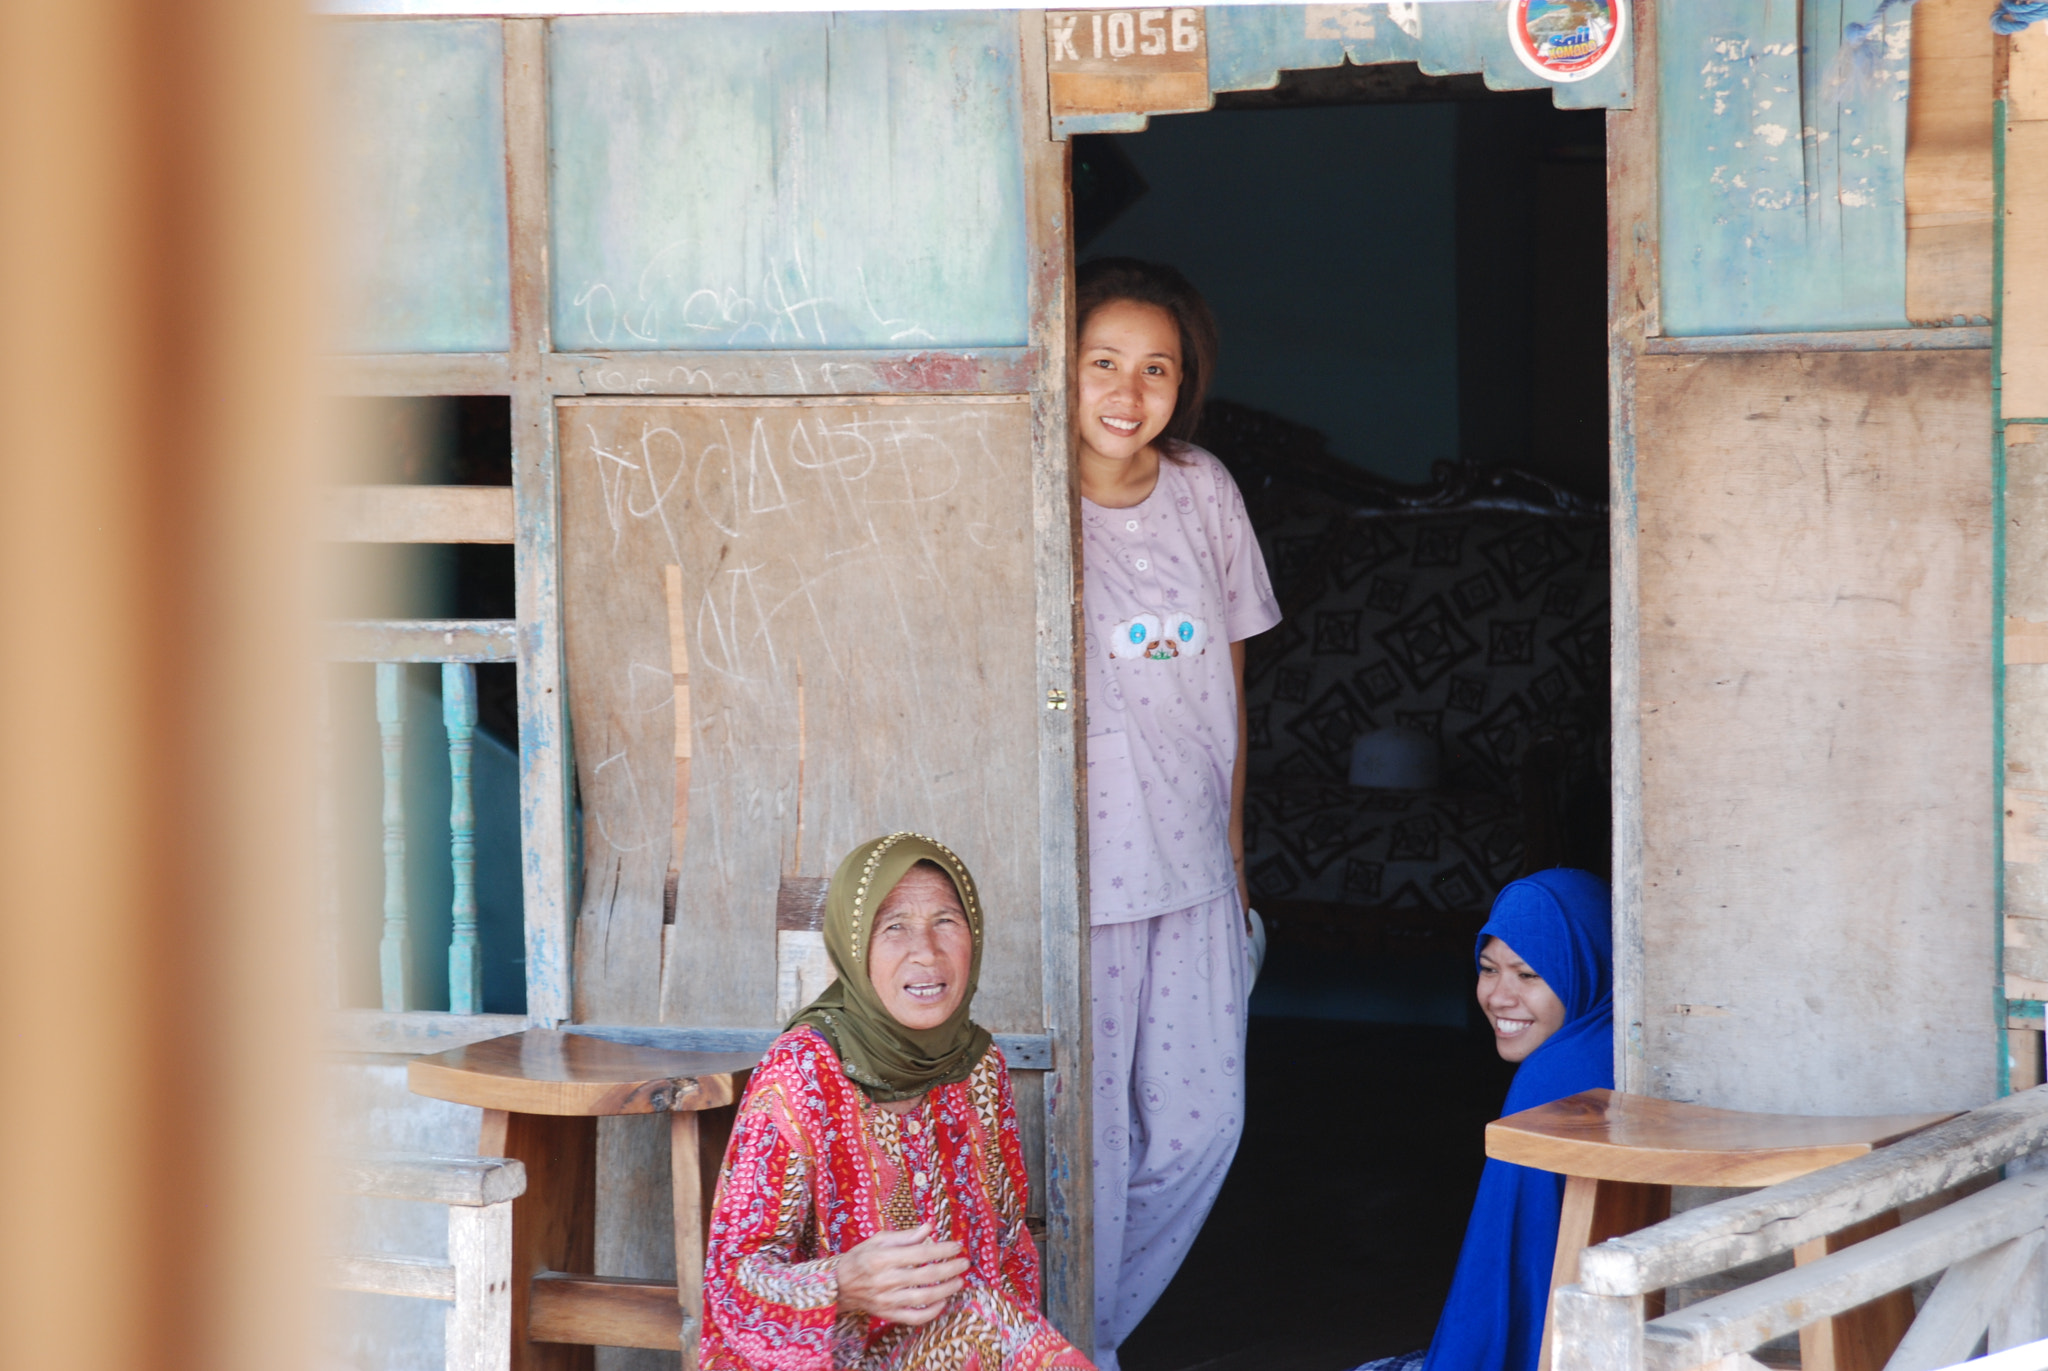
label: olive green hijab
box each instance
[786,832,993,1102]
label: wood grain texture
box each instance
[1635,351,1996,1115]
[450,1199,518,1371]
[1639,1173,2048,1371]
[1884,1231,2044,1371]
[320,20,511,353]
[1578,1087,2048,1297]
[567,1022,1056,1072]
[477,1107,598,1371]
[410,1030,754,1117]
[333,1152,527,1206]
[321,485,515,544]
[1906,0,1996,326]
[2005,97,2048,419]
[543,350,1036,399]
[323,619,518,664]
[1606,0,1659,1095]
[1657,0,1908,334]
[557,397,1046,1036]
[773,877,828,932]
[528,1274,683,1352]
[545,15,1028,353]
[1540,1177,1671,1371]
[1553,1285,1648,1371]
[325,352,513,397]
[1795,1212,1915,1371]
[1642,329,1991,355]
[327,1252,458,1300]
[1488,1090,1955,1187]
[505,17,573,1025]
[1021,10,1091,1345]
[1988,1222,2048,1352]
[326,1007,530,1053]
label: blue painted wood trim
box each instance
[1644,327,1994,355]
[325,619,518,663]
[505,19,575,1027]
[568,1023,1057,1072]
[376,663,412,1011]
[443,663,482,1015]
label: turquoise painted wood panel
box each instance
[1659,0,1911,335]
[323,20,512,354]
[548,13,1029,351]
[1205,2,1632,112]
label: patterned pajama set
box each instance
[1081,448,1281,1369]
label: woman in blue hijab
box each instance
[1357,869,1613,1371]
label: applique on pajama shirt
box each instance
[1080,446,1281,1368]
[700,1027,1094,1371]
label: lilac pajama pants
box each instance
[1090,889,1250,1370]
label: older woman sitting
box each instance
[700,832,1096,1371]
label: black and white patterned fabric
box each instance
[1241,493,1608,916]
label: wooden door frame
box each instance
[1606,0,1655,1095]
[1020,10,1094,1346]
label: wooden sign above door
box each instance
[1045,8,1211,120]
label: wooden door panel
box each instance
[560,396,1045,1033]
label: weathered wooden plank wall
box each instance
[1904,0,1995,325]
[1658,0,1912,335]
[560,396,1045,1027]
[322,19,511,353]
[545,13,1030,352]
[1634,350,1996,1114]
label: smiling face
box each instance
[1477,936,1567,1063]
[866,862,974,1032]
[1075,298,1183,472]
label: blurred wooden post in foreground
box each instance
[0,3,316,1371]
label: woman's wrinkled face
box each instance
[1075,299,1182,468]
[867,863,973,1032]
[1477,936,1567,1063]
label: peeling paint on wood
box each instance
[1206,2,1632,112]
[1658,0,1912,334]
[547,13,1029,353]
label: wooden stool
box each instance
[1488,1088,1958,1371]
[408,1029,759,1371]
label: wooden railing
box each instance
[325,618,518,1017]
[1554,1087,2048,1371]
[326,1152,525,1371]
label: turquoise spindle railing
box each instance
[443,662,481,1014]
[375,662,410,1010]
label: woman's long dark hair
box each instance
[1074,257,1219,462]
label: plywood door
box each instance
[1633,351,1997,1113]
[559,397,1046,1036]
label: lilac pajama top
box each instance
[1081,445,1281,924]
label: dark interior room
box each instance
[1073,68,1611,1371]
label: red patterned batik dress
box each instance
[700,1027,1095,1371]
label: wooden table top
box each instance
[408,1029,759,1117]
[1485,1088,1958,1187]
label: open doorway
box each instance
[1075,68,1610,1371]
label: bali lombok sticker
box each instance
[1508,0,1626,83]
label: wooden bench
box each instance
[1488,1088,1958,1371]
[408,1029,759,1371]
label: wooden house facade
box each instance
[313,1,2048,1364]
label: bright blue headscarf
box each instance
[1422,869,1614,1371]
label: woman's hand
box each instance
[835,1223,969,1326]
